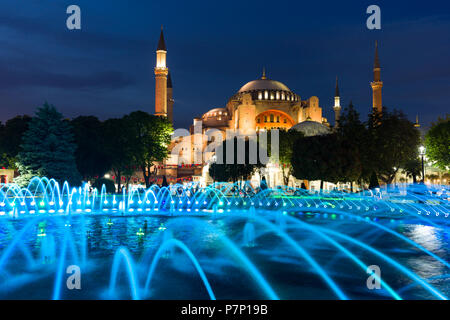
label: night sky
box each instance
[0,0,449,130]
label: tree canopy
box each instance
[368,108,421,184]
[425,115,450,171]
[0,115,31,169]
[15,103,81,186]
[123,112,173,188]
[71,116,111,181]
[209,137,265,183]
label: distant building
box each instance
[152,28,384,188]
[0,168,15,184]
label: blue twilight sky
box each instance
[0,0,449,130]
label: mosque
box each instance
[151,28,384,188]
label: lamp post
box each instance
[419,146,426,183]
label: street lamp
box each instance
[419,146,426,183]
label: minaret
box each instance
[371,40,383,114]
[167,71,174,124]
[414,114,421,128]
[333,76,341,127]
[261,67,267,79]
[155,26,168,118]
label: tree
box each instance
[92,178,116,194]
[368,171,380,189]
[15,103,81,186]
[103,117,136,192]
[71,116,111,181]
[368,108,421,184]
[425,115,450,171]
[0,115,32,169]
[403,158,422,183]
[267,129,303,185]
[209,137,264,183]
[123,112,173,188]
[336,103,367,184]
[291,133,342,188]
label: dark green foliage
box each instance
[425,115,450,170]
[209,137,265,182]
[71,116,111,181]
[0,115,32,169]
[368,171,379,189]
[291,133,342,183]
[402,158,422,183]
[92,178,116,194]
[123,112,173,188]
[15,103,81,186]
[268,129,304,185]
[368,108,421,184]
[102,117,136,192]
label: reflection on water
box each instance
[0,212,448,300]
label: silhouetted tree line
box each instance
[0,103,173,190]
[292,103,422,188]
[209,103,423,189]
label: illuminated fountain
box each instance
[0,177,448,299]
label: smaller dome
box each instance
[202,108,229,118]
[201,108,230,128]
[290,120,330,137]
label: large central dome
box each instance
[238,78,291,93]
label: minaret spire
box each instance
[374,40,380,70]
[335,76,340,97]
[261,67,267,80]
[414,114,421,128]
[371,40,383,114]
[155,26,169,119]
[333,76,341,128]
[157,25,166,51]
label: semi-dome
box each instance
[290,120,330,137]
[202,108,229,118]
[201,107,230,127]
[238,79,291,93]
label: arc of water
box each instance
[108,247,140,300]
[52,233,68,300]
[294,207,450,269]
[223,214,349,300]
[143,238,216,300]
[312,225,448,300]
[251,213,401,300]
[162,218,279,300]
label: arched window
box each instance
[270,114,274,122]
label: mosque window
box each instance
[284,118,287,123]
[277,116,280,123]
[264,91,268,99]
[257,118,260,123]
[264,116,267,122]
[258,92,262,100]
[218,117,222,121]
[270,114,274,122]
[276,92,280,100]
